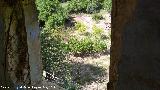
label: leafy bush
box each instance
[68,37,93,54]
[40,28,73,88]
[67,0,104,13]
[92,38,107,52]
[86,0,102,13]
[101,34,108,40]
[36,0,68,28]
[92,13,104,22]
[67,36,107,55]
[68,0,112,13]
[75,22,87,33]
[83,32,92,36]
[92,25,104,35]
[107,30,111,40]
[67,0,89,13]
[103,0,112,12]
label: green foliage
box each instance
[101,34,108,40]
[103,0,112,12]
[67,36,107,55]
[92,38,107,52]
[64,76,80,90]
[38,0,111,89]
[36,0,111,29]
[92,25,104,35]
[36,0,68,28]
[92,13,104,22]
[83,32,92,36]
[67,0,89,13]
[67,0,105,13]
[40,28,70,83]
[75,22,87,33]
[62,66,79,90]
[68,37,93,54]
[86,0,102,13]
[107,30,111,40]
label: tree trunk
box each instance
[0,0,42,89]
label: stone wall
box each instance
[108,0,160,89]
[0,0,42,89]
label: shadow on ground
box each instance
[69,62,108,85]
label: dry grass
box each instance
[68,54,110,90]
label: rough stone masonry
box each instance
[108,0,160,90]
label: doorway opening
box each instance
[36,0,112,89]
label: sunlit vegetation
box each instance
[36,0,111,89]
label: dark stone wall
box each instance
[0,15,7,86]
[0,0,42,89]
[108,0,160,89]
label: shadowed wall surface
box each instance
[108,0,160,89]
[0,0,42,89]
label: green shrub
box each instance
[101,34,108,40]
[41,29,66,72]
[107,30,111,40]
[67,36,107,55]
[67,0,89,13]
[36,0,68,28]
[86,0,102,13]
[103,0,112,12]
[68,37,93,55]
[67,0,104,13]
[93,39,107,52]
[67,36,82,54]
[92,13,104,22]
[83,32,92,36]
[78,37,94,54]
[40,28,73,88]
[75,22,87,33]
[92,25,104,35]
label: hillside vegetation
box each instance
[36,0,111,89]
